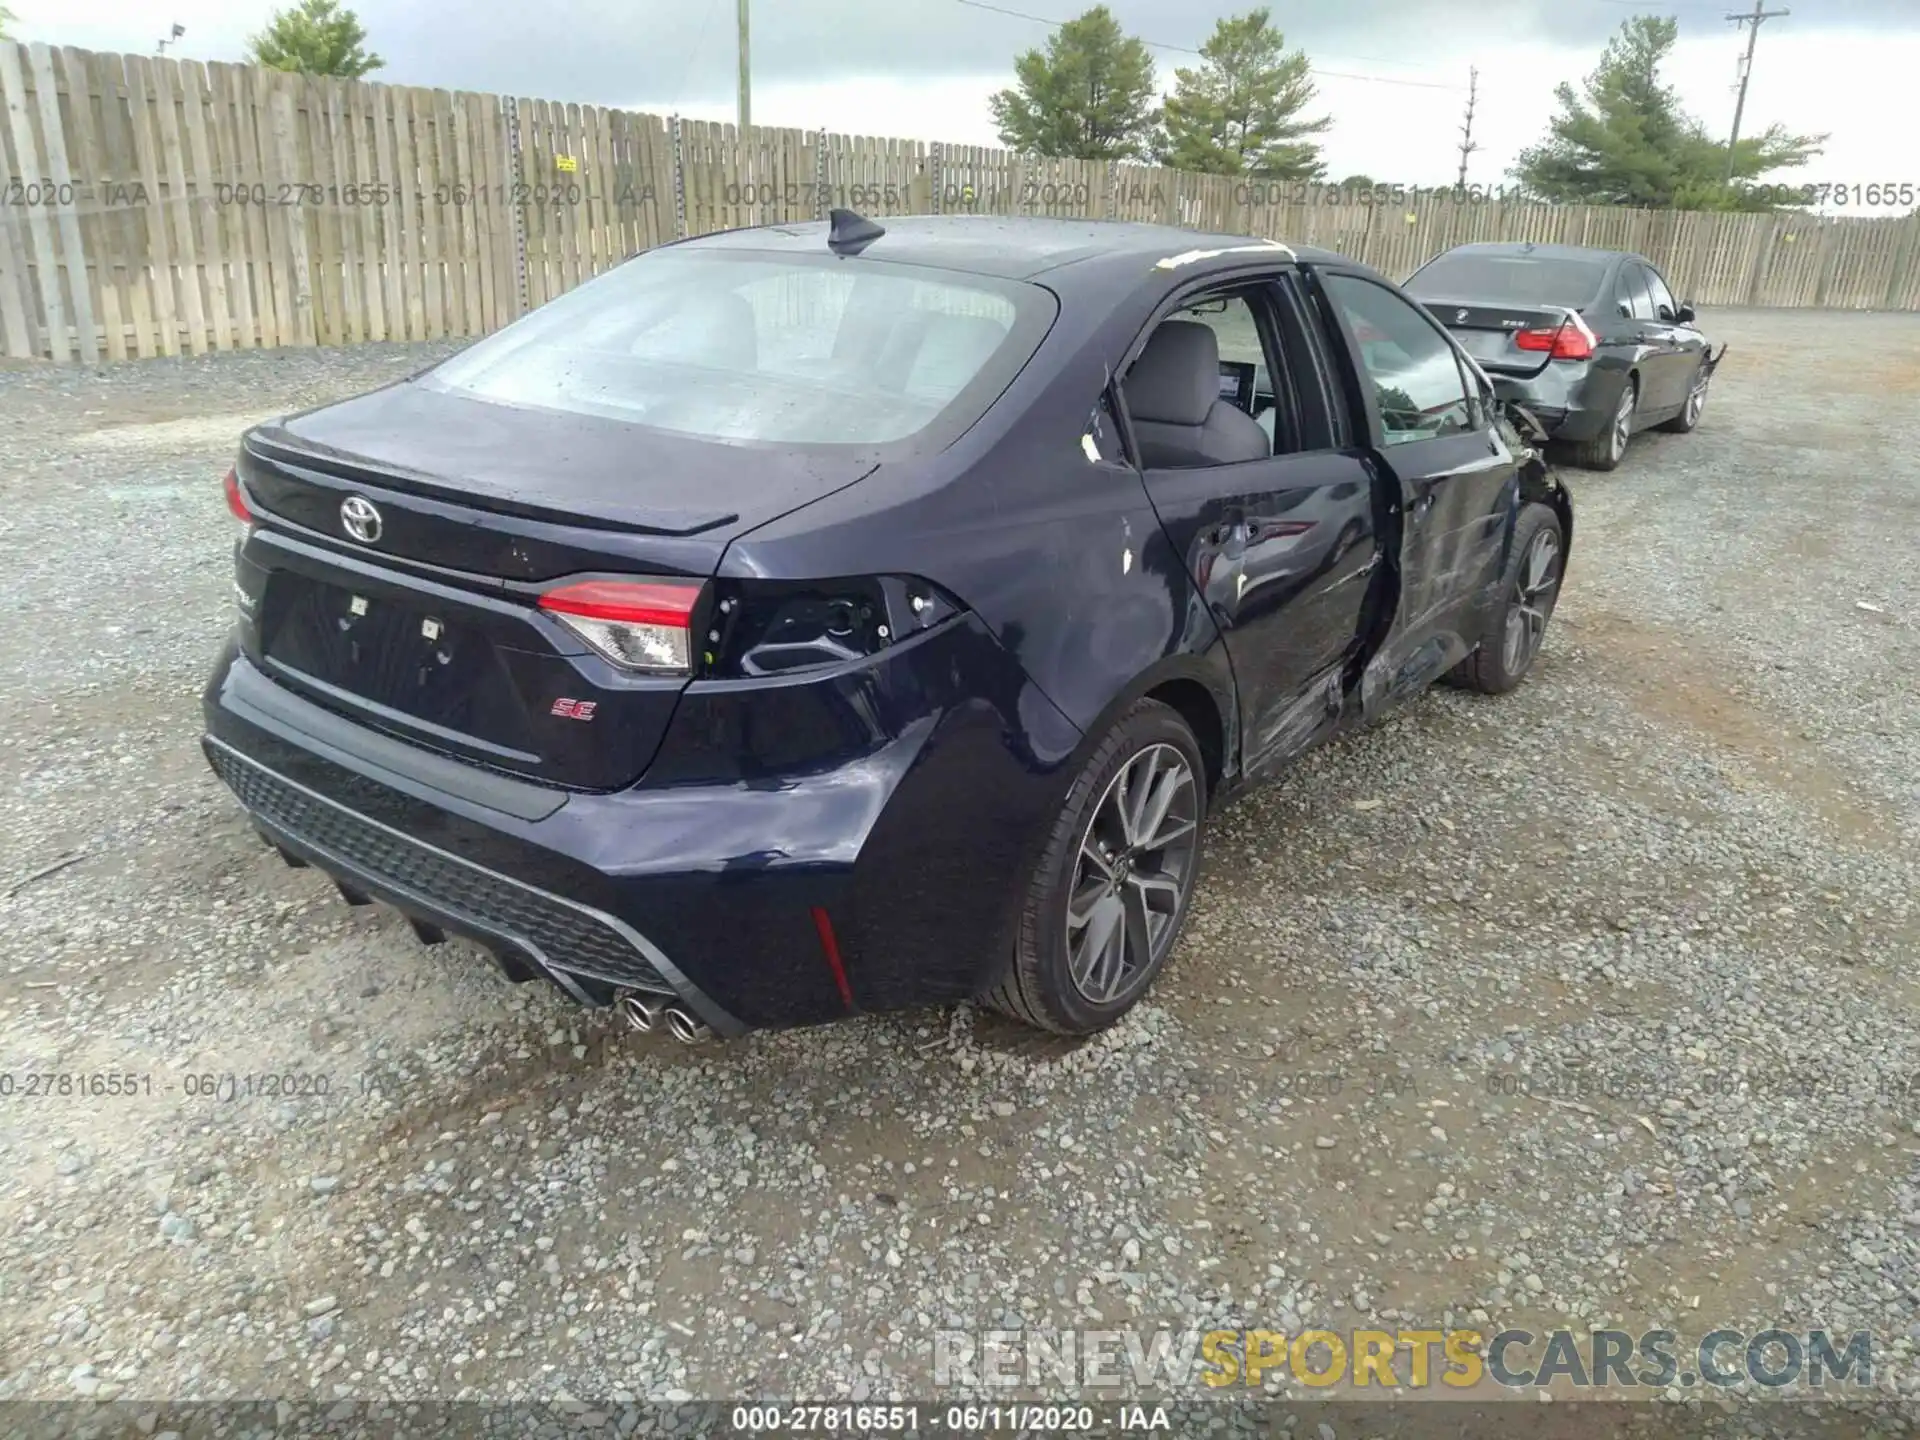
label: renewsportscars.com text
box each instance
[934,1327,1873,1391]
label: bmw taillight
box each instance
[1513,313,1597,360]
[538,579,704,674]
[223,467,253,529]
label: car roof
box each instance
[678,214,1357,288]
[1426,241,1634,264]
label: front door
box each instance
[1640,262,1708,412]
[1307,267,1522,715]
[1618,260,1688,413]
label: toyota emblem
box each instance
[340,495,382,544]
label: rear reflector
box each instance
[809,905,855,1010]
[538,579,702,674]
[223,467,252,526]
[1513,314,1596,361]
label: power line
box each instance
[667,0,723,114]
[948,0,1472,90]
[1724,0,1788,182]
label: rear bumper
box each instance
[1486,361,1624,444]
[201,616,1083,1033]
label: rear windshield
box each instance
[1407,253,1608,307]
[422,249,1053,448]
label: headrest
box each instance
[1124,320,1222,427]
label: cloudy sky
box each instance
[10,0,1919,212]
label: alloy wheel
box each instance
[1065,743,1200,1005]
[1611,386,1634,460]
[1501,527,1563,676]
[1685,370,1708,426]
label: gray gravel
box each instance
[0,312,1917,1412]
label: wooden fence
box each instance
[4,39,1920,364]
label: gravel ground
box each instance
[0,312,1917,1420]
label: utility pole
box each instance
[1456,66,1479,189]
[1724,1,1788,184]
[737,0,751,133]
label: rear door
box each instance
[1125,272,1381,772]
[1306,268,1521,714]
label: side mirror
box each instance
[1617,302,1631,318]
[1676,304,1696,325]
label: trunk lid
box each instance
[1418,298,1579,374]
[234,381,878,792]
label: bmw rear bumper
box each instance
[1486,362,1625,444]
[200,617,1082,1033]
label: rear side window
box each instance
[1616,264,1655,320]
[423,250,1049,449]
[1320,273,1474,446]
[1407,252,1608,307]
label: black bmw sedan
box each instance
[1404,242,1724,471]
[204,213,1571,1041]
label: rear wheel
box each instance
[1451,503,1564,695]
[986,699,1206,1035]
[1572,377,1636,471]
[1658,359,1709,433]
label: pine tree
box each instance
[1156,9,1327,179]
[247,0,384,79]
[1512,17,1821,209]
[988,6,1158,161]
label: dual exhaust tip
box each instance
[617,991,710,1044]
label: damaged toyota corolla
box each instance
[203,211,1572,1041]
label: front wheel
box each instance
[1658,359,1709,433]
[1451,503,1565,695]
[985,699,1207,1035]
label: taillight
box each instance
[1513,314,1596,360]
[538,579,703,674]
[706,576,963,678]
[223,467,253,527]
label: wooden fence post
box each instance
[1812,220,1840,309]
[0,42,71,360]
[669,114,687,239]
[813,129,827,220]
[503,94,528,320]
[1886,213,1920,312]
[1745,214,1780,307]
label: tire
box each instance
[1451,502,1565,695]
[1571,376,1636,471]
[985,698,1207,1035]
[1657,359,1709,433]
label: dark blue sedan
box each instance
[203,213,1572,1041]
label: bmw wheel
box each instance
[1659,360,1709,433]
[987,699,1206,1034]
[1452,503,1564,695]
[1573,377,1636,471]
